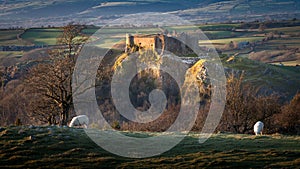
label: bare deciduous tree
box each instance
[219,71,281,134]
[25,24,86,125]
[0,80,29,126]
[275,92,300,134]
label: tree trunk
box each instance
[60,105,70,126]
[48,115,57,125]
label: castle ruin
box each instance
[125,33,195,55]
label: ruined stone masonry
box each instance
[125,33,195,56]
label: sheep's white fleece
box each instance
[69,115,89,128]
[254,121,264,135]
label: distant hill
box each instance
[221,55,300,99]
[1,0,300,28]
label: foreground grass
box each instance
[0,126,299,168]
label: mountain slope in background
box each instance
[1,0,300,28]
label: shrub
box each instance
[112,121,121,130]
[274,92,300,134]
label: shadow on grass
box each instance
[0,126,299,168]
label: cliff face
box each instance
[107,47,210,131]
[112,47,210,109]
[182,60,211,105]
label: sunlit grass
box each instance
[21,28,62,45]
[0,30,29,45]
[267,26,300,33]
[0,126,299,168]
[271,60,300,66]
[199,36,264,45]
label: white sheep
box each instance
[69,115,89,128]
[254,121,264,135]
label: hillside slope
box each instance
[0,126,299,168]
[222,55,300,98]
[1,0,300,28]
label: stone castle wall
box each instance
[125,33,193,55]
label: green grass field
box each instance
[199,36,264,45]
[20,28,62,45]
[267,26,300,34]
[0,51,23,59]
[0,51,23,66]
[0,126,299,168]
[0,30,29,46]
[266,37,300,49]
[0,24,299,93]
[82,27,160,36]
[221,55,300,96]
[20,27,160,46]
[203,31,244,39]
[247,30,300,65]
[198,23,241,31]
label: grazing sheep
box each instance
[69,115,89,128]
[254,121,264,135]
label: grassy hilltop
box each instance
[0,126,299,168]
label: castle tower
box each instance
[125,33,134,53]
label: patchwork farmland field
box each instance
[0,30,29,46]
[20,28,62,45]
[199,36,265,45]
